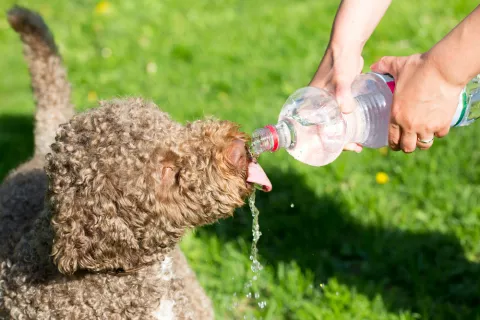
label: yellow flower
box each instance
[94,1,112,15]
[146,62,158,74]
[379,147,389,156]
[376,172,389,184]
[87,91,98,102]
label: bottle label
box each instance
[451,89,468,127]
[375,73,396,93]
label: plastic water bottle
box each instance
[250,72,480,167]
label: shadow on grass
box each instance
[201,169,480,319]
[2,112,479,318]
[0,114,34,180]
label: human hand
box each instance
[310,46,364,153]
[370,53,463,152]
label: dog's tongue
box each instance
[247,162,272,192]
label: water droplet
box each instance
[290,203,295,208]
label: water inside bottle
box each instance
[290,95,341,126]
[274,87,348,166]
[284,90,390,165]
[278,116,346,166]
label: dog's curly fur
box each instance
[1,6,255,319]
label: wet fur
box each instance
[1,6,252,319]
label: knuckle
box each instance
[380,56,391,63]
[436,127,450,138]
[389,122,401,135]
[400,116,416,132]
[390,108,404,125]
[403,124,414,133]
[395,59,403,70]
[425,124,436,133]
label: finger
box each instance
[400,131,417,153]
[343,142,363,153]
[370,56,403,78]
[388,122,401,151]
[435,126,450,138]
[358,56,365,74]
[416,133,435,150]
[335,83,355,114]
[309,75,329,89]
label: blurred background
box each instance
[1,0,480,319]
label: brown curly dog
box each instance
[0,6,271,320]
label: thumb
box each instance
[370,56,401,78]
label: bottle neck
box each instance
[250,120,295,156]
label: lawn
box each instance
[1,0,480,319]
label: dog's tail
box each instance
[7,6,74,158]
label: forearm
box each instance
[426,5,480,87]
[328,0,392,54]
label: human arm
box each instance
[371,5,480,152]
[310,0,392,152]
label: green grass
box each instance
[1,0,480,319]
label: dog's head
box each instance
[45,98,271,275]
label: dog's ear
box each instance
[151,150,178,191]
[226,139,247,169]
[156,150,178,186]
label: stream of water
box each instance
[230,189,267,319]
